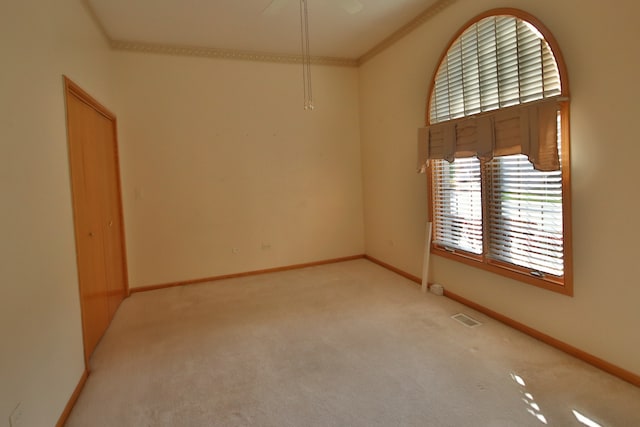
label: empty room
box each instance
[2,0,639,426]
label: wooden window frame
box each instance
[426,8,573,295]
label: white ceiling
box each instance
[87,0,444,60]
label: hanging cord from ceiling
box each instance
[299,0,314,110]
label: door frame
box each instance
[63,75,129,366]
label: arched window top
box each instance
[429,9,568,124]
[420,9,573,293]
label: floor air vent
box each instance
[451,313,482,328]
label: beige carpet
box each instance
[66,259,640,426]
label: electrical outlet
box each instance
[9,402,23,427]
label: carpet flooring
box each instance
[65,259,640,426]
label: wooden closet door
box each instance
[65,77,128,363]
[96,112,127,320]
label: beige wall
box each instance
[359,0,640,376]
[112,53,364,288]
[0,1,114,425]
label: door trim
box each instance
[63,75,130,366]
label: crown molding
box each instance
[357,0,458,65]
[110,40,358,67]
[94,0,455,68]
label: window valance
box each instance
[418,98,562,172]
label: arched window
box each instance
[417,9,572,294]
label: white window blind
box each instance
[487,153,564,276]
[425,14,568,282]
[430,16,561,124]
[431,157,483,255]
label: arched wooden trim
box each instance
[423,9,573,294]
[425,8,570,125]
